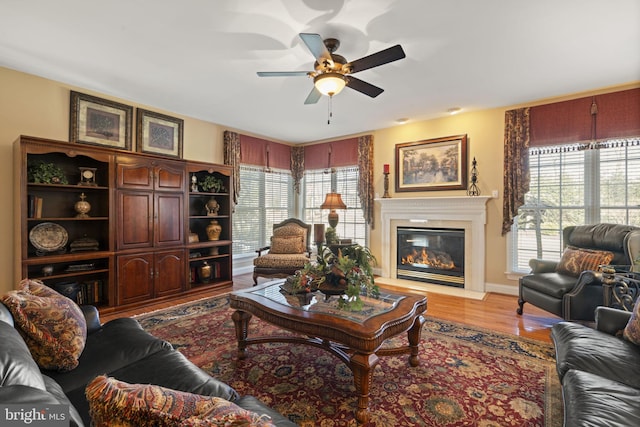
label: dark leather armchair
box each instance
[253,218,312,285]
[517,223,640,321]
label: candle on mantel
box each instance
[383,164,390,174]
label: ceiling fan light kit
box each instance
[257,33,406,105]
[314,72,346,96]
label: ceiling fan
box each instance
[257,33,406,104]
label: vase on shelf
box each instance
[198,261,212,283]
[206,220,222,241]
[74,193,91,218]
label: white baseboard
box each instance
[484,282,519,296]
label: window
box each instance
[302,167,367,246]
[511,138,640,273]
[232,165,294,256]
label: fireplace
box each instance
[377,196,490,296]
[397,227,464,288]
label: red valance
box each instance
[530,87,640,147]
[595,88,640,140]
[239,135,291,170]
[530,97,593,146]
[237,135,359,171]
[304,138,359,170]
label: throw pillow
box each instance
[555,246,614,277]
[85,375,276,427]
[623,298,640,345]
[270,235,304,254]
[0,279,87,371]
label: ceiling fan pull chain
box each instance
[327,95,333,125]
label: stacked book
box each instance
[53,280,103,305]
[28,195,43,218]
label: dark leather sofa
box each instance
[0,302,297,427]
[551,306,640,426]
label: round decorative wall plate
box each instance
[29,222,68,253]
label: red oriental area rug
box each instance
[135,295,562,427]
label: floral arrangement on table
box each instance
[284,262,326,293]
[284,244,379,311]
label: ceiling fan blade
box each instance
[345,76,384,98]
[346,44,406,74]
[257,71,309,77]
[304,87,322,104]
[299,33,332,62]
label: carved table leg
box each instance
[349,352,379,424]
[407,315,425,367]
[231,310,252,359]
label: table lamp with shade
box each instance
[320,192,346,244]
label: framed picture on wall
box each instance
[136,109,183,158]
[69,91,133,150]
[395,134,468,192]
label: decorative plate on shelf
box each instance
[29,222,68,253]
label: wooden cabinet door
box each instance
[117,191,154,250]
[155,192,184,246]
[117,252,154,305]
[116,157,153,190]
[155,161,184,192]
[154,249,185,297]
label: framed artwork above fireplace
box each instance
[395,134,468,192]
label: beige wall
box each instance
[368,108,508,289]
[1,65,637,295]
[0,67,226,294]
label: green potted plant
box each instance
[331,245,379,311]
[27,161,69,184]
[312,243,379,310]
[338,244,377,281]
[324,226,338,245]
[198,175,225,193]
[283,243,379,310]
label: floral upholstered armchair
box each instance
[253,218,312,285]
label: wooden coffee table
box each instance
[229,280,427,424]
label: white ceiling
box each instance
[1,0,639,144]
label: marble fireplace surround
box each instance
[376,196,490,299]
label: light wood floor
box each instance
[101,274,563,344]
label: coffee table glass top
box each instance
[248,280,405,323]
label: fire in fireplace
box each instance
[397,227,465,288]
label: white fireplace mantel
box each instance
[376,196,490,298]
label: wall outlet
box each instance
[492,190,499,198]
